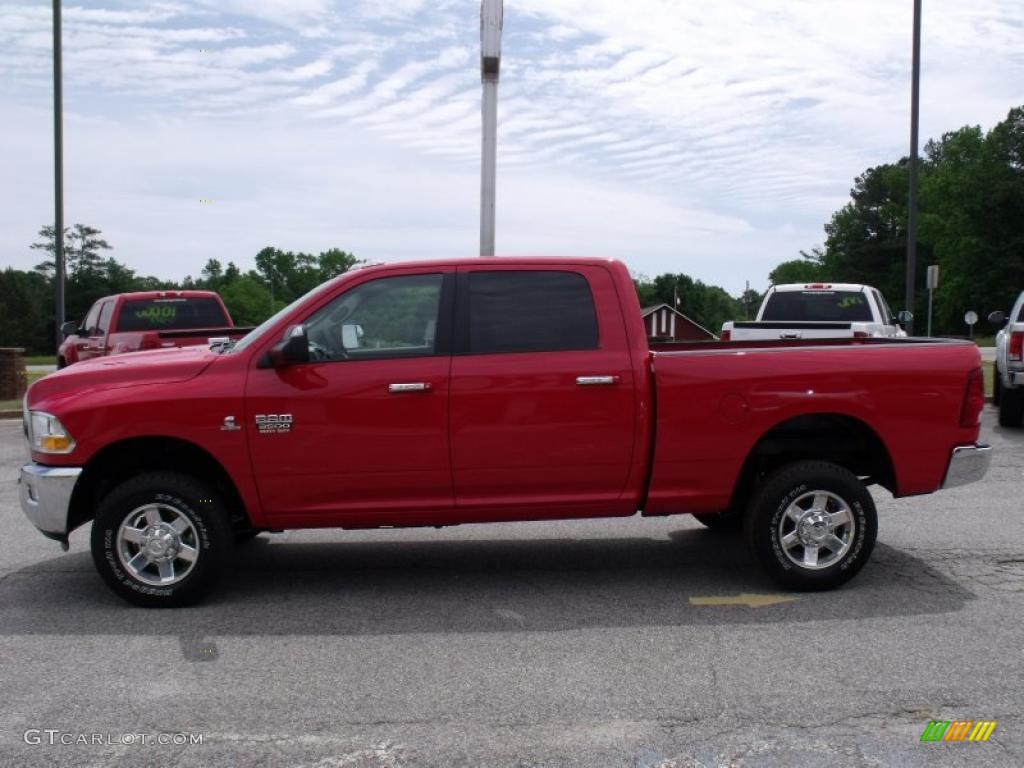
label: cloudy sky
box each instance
[1,1,1021,293]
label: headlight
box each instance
[27,410,76,454]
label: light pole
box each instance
[479,0,503,257]
[904,0,922,335]
[261,274,275,314]
[926,264,938,336]
[52,0,66,346]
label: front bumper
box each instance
[18,464,82,542]
[942,444,992,489]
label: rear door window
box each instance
[466,270,599,354]
[117,297,229,332]
[761,290,873,322]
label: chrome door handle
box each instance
[576,376,619,386]
[388,382,431,393]
[779,331,802,340]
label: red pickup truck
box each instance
[19,258,990,607]
[57,290,249,367]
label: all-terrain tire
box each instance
[90,472,233,607]
[745,461,877,591]
[998,384,1024,428]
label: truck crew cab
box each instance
[20,258,989,606]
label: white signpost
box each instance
[964,310,978,339]
[479,0,503,257]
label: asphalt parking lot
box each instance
[0,409,1021,768]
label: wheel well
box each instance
[729,414,897,514]
[68,437,250,534]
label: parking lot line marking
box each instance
[689,593,799,608]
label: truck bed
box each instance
[649,336,953,353]
[645,336,981,513]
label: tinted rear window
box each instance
[117,298,229,332]
[761,290,872,322]
[468,271,599,354]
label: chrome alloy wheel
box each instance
[778,490,855,570]
[116,503,200,586]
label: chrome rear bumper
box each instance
[942,444,992,489]
[18,464,82,543]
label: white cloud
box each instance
[293,60,377,106]
[0,0,1021,293]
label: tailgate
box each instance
[731,321,854,341]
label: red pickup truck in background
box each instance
[20,258,990,606]
[57,290,250,367]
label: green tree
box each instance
[30,225,68,275]
[254,246,360,303]
[769,249,825,285]
[0,269,52,353]
[219,275,275,326]
[633,272,743,334]
[772,105,1024,334]
[200,259,225,291]
[317,248,360,282]
[820,161,929,315]
[921,112,1024,331]
[739,287,764,320]
[32,224,112,280]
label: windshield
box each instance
[761,290,873,322]
[117,297,228,331]
[228,278,341,354]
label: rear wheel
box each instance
[91,472,233,607]
[999,384,1024,428]
[745,461,877,591]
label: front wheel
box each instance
[90,472,233,607]
[745,461,877,591]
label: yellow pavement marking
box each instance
[689,593,799,608]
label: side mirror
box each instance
[60,321,78,338]
[896,310,913,328]
[988,310,1008,329]
[261,324,309,368]
[341,323,364,350]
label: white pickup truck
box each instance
[990,295,1024,427]
[721,283,907,342]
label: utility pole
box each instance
[52,0,66,344]
[479,0,503,256]
[904,0,922,336]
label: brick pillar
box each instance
[0,348,27,400]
